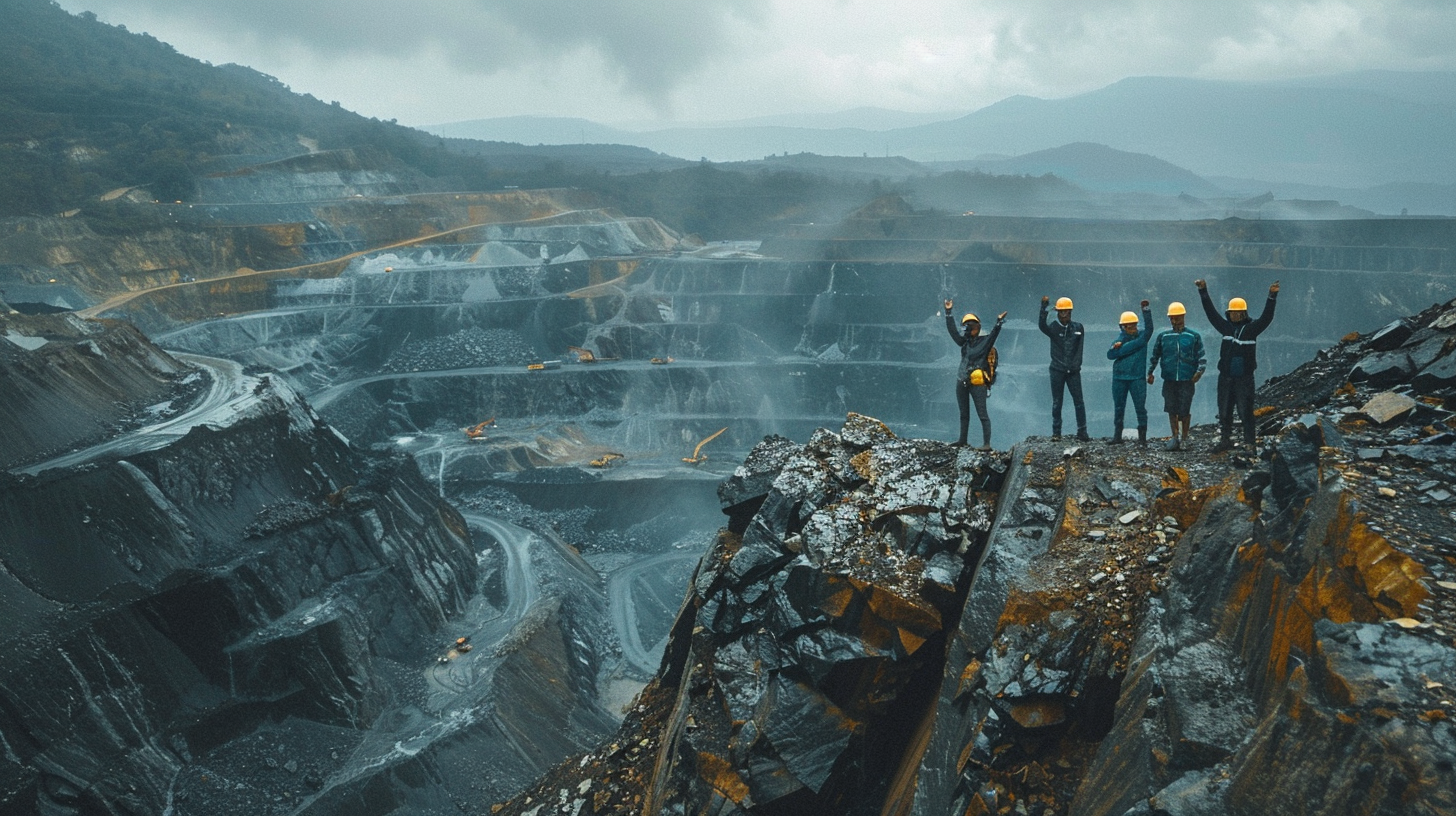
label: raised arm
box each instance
[1249,283,1279,335]
[944,306,965,346]
[1197,282,1232,334]
[986,311,1007,347]
[1038,297,1054,337]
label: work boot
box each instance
[1138,427,1148,446]
[1212,437,1234,453]
[1076,428,1090,442]
[1107,424,1123,445]
[1164,437,1181,451]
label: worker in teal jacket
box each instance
[1147,301,1206,451]
[1106,301,1153,445]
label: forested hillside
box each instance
[0,0,491,215]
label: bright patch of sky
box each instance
[55,0,1456,127]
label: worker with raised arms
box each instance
[944,299,1007,450]
[1196,279,1279,451]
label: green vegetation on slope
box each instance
[0,0,492,215]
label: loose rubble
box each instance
[490,297,1456,816]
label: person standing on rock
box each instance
[944,300,1006,449]
[1039,295,1089,440]
[1147,302,1206,451]
[1197,279,1279,451]
[1106,301,1154,445]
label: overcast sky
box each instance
[55,0,1456,128]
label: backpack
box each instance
[969,347,998,387]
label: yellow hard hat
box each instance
[1167,301,1187,316]
[1227,297,1248,312]
[961,313,979,324]
[1055,297,1074,310]
[1119,311,1139,325]
[970,369,986,386]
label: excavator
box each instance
[650,356,675,365]
[567,346,618,363]
[590,452,624,468]
[682,427,727,465]
[463,418,495,440]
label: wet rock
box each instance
[1413,351,1456,391]
[1349,349,1415,387]
[719,435,800,534]
[1365,319,1414,352]
[839,411,896,450]
[1355,391,1419,425]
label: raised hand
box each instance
[944,299,953,311]
[1141,299,1150,309]
[997,311,1008,322]
[1270,281,1280,295]
[1195,279,1207,290]
[1041,295,1049,306]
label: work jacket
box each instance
[1106,307,1154,380]
[1199,289,1277,376]
[945,310,1003,382]
[1148,327,1206,382]
[1038,304,1084,373]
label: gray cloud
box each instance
[87,0,769,101]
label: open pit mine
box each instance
[3,174,1456,816]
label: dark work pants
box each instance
[1217,373,1257,443]
[1111,378,1148,430]
[1049,369,1087,435]
[956,379,991,446]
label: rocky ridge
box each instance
[0,312,192,470]
[490,300,1456,815]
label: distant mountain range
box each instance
[429,71,1456,190]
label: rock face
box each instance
[0,369,483,813]
[641,417,1006,814]
[490,302,1456,816]
[0,319,628,815]
[0,312,189,470]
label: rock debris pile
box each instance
[492,300,1456,816]
[492,414,1010,814]
[381,327,535,373]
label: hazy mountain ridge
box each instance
[430,71,1456,192]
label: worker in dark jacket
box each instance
[1106,301,1154,445]
[945,299,1007,449]
[1196,279,1279,451]
[1039,296,1088,440]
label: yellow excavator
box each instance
[463,418,496,440]
[590,452,624,468]
[682,427,727,465]
[567,346,618,363]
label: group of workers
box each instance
[944,279,1279,451]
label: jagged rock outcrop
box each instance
[0,366,482,813]
[490,301,1456,816]
[0,312,190,470]
[492,414,1009,814]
